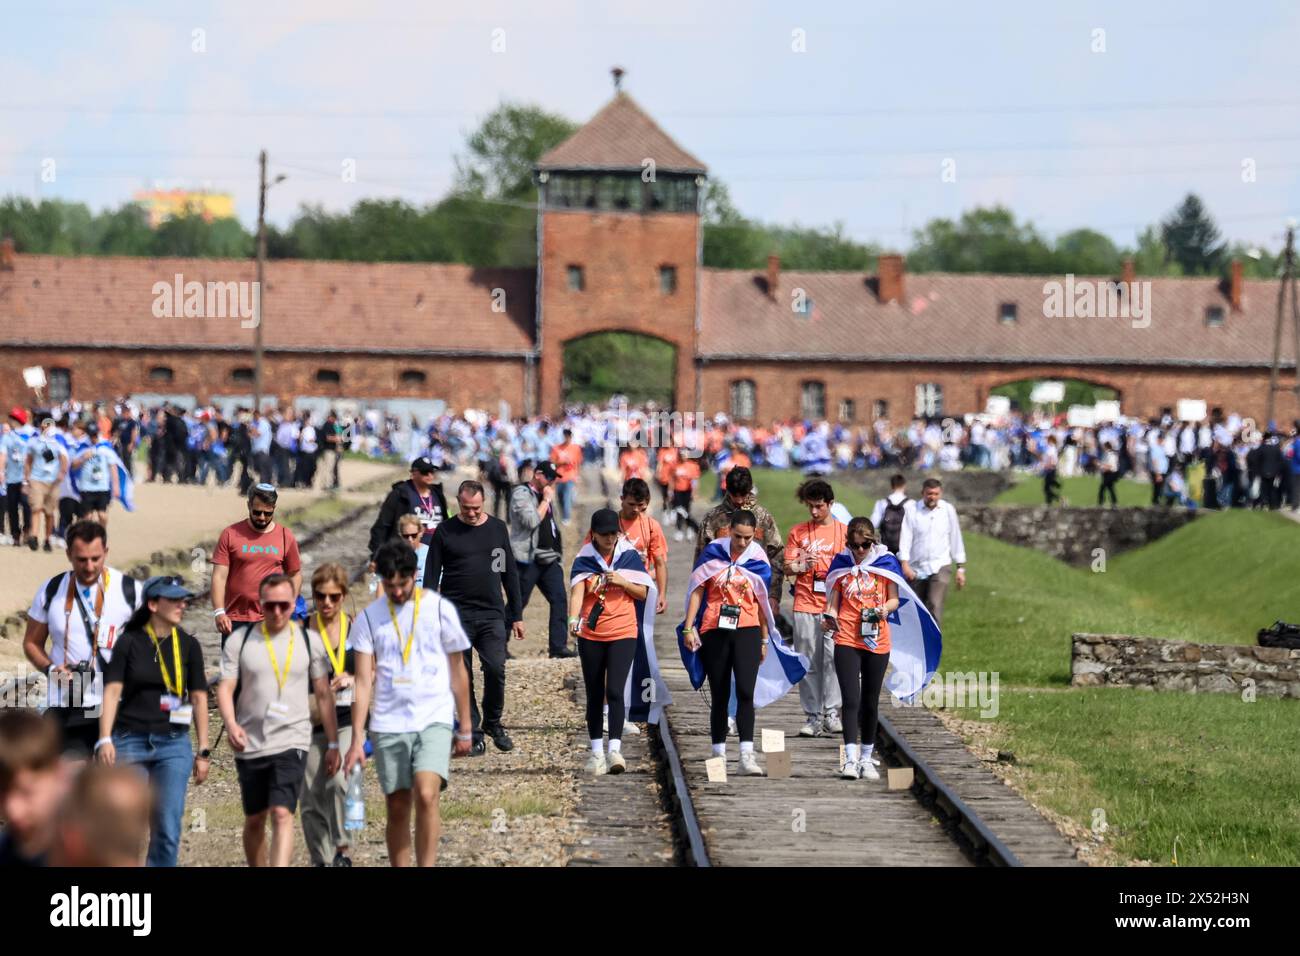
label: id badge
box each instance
[392,674,414,687]
[160,694,182,712]
[96,623,113,650]
[719,604,741,631]
[860,619,879,650]
[169,704,194,727]
[812,578,827,594]
[266,700,292,722]
[336,685,355,707]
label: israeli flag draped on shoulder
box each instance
[96,439,135,512]
[824,543,942,703]
[569,538,671,724]
[676,538,807,707]
[52,431,83,502]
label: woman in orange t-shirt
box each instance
[655,446,679,514]
[568,509,648,776]
[682,510,769,776]
[823,517,898,782]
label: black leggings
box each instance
[699,626,761,744]
[834,645,890,747]
[4,483,29,539]
[579,637,637,741]
[1098,472,1119,506]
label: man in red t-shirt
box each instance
[549,428,583,526]
[211,484,303,639]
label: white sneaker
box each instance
[738,751,764,776]
[798,717,820,738]
[840,759,860,780]
[585,752,607,775]
[858,758,880,781]
[0,534,10,546]
[727,717,738,738]
[824,714,843,735]
[623,721,641,736]
[606,750,626,774]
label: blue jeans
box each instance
[113,730,193,867]
[557,480,576,522]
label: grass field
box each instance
[994,473,1152,506]
[709,467,1300,865]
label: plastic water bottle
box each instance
[367,572,379,595]
[344,767,365,831]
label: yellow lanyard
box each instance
[145,623,183,698]
[386,588,421,667]
[261,621,296,694]
[316,611,349,676]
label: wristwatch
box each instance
[198,748,212,759]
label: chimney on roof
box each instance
[1121,257,1135,289]
[611,66,625,92]
[877,253,905,305]
[1229,257,1243,312]
[0,236,14,272]
[766,253,780,301]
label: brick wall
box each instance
[0,347,528,413]
[960,504,1198,565]
[538,208,699,414]
[699,360,1298,423]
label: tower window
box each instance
[659,266,677,295]
[567,265,585,292]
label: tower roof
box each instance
[537,92,707,175]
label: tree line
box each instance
[0,103,1280,279]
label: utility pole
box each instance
[254,149,267,414]
[1266,224,1299,429]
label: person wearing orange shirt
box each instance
[823,518,898,781]
[670,454,701,542]
[682,510,769,776]
[568,509,649,775]
[549,428,583,526]
[655,446,679,519]
[585,479,668,616]
[784,479,847,739]
[619,443,651,485]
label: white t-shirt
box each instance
[27,567,139,707]
[351,589,470,733]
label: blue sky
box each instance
[2,0,1298,251]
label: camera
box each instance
[41,446,56,463]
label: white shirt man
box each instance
[898,480,966,626]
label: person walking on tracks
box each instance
[211,484,303,641]
[897,478,966,627]
[568,508,659,776]
[345,542,473,867]
[95,575,210,866]
[217,573,340,867]
[695,466,785,620]
[681,510,787,777]
[784,478,847,739]
[510,461,575,659]
[302,563,358,867]
[369,456,448,565]
[869,474,909,554]
[423,480,523,755]
[822,518,898,781]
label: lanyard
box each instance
[261,621,296,694]
[146,623,183,698]
[63,571,108,665]
[386,588,421,667]
[316,611,349,676]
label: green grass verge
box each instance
[994,474,1152,506]
[955,688,1300,866]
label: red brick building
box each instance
[1,92,1296,424]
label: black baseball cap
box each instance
[534,461,558,481]
[411,456,436,473]
[590,508,620,535]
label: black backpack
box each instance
[879,498,908,553]
[1258,621,1300,650]
[43,571,138,614]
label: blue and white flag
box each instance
[824,543,942,703]
[677,538,807,708]
[98,440,136,512]
[53,432,84,503]
[570,538,672,724]
[799,429,832,475]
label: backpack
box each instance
[1257,621,1300,650]
[43,571,137,614]
[879,499,908,553]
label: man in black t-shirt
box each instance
[423,480,523,755]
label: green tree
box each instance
[1052,228,1121,275]
[1160,193,1224,276]
[908,206,1057,274]
[453,102,579,201]
[1128,225,1182,276]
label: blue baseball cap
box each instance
[143,575,196,601]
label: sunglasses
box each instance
[249,508,275,518]
[399,531,421,540]
[261,601,292,613]
[850,541,874,550]
[313,591,344,603]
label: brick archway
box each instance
[558,329,680,408]
[977,368,1126,411]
